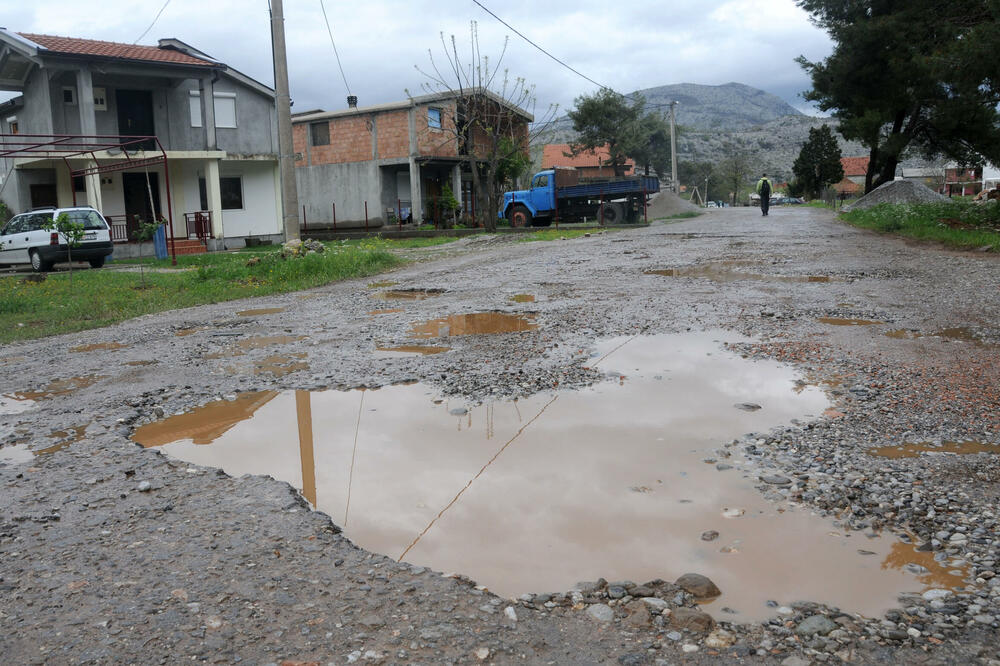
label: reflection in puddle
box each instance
[374,345,451,358]
[0,444,34,465]
[410,313,537,338]
[645,265,833,283]
[373,289,444,301]
[817,317,884,326]
[70,342,126,353]
[1,375,106,413]
[236,307,286,316]
[251,354,309,377]
[510,294,536,303]
[868,441,997,459]
[369,308,405,315]
[882,541,967,590]
[134,332,935,621]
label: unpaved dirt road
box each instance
[2,206,999,665]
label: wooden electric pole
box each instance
[270,0,300,241]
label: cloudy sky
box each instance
[1,0,833,118]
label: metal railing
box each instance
[183,211,213,241]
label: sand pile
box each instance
[844,179,947,211]
[645,190,700,219]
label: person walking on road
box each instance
[756,174,772,216]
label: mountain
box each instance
[637,82,803,130]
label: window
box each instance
[5,116,17,135]
[533,174,548,188]
[93,87,107,111]
[198,176,244,210]
[428,107,442,129]
[62,87,77,105]
[73,175,86,192]
[310,122,330,146]
[189,91,238,129]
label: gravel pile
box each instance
[845,179,948,211]
[646,190,700,219]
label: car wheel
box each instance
[88,257,106,269]
[29,250,52,273]
[507,205,533,228]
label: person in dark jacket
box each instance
[756,174,772,216]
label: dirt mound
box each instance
[645,190,700,219]
[844,179,947,211]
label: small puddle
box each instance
[36,424,89,455]
[374,345,451,358]
[1,375,106,413]
[886,329,922,340]
[236,307,286,316]
[885,327,987,344]
[410,313,537,338]
[125,360,159,367]
[645,265,833,284]
[251,354,309,377]
[868,440,997,459]
[882,541,967,590]
[368,281,399,288]
[373,289,444,301]
[369,308,405,316]
[206,335,308,359]
[0,444,34,466]
[175,327,207,337]
[510,294,536,303]
[817,317,884,326]
[70,342,127,353]
[134,332,938,621]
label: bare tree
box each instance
[411,22,558,231]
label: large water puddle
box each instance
[410,313,537,338]
[131,332,944,620]
[1,375,106,414]
[372,289,444,301]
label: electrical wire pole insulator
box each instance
[270,0,300,241]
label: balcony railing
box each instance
[183,211,213,241]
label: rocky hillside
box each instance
[639,82,803,130]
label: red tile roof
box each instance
[840,156,870,177]
[18,33,216,67]
[542,143,635,172]
[834,177,862,194]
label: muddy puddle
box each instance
[369,308,404,316]
[868,440,998,459]
[206,335,308,360]
[374,345,451,357]
[125,360,159,367]
[368,281,399,288]
[372,289,444,301]
[175,327,206,337]
[885,327,989,344]
[882,541,967,590]
[133,332,940,621]
[817,317,884,326]
[70,342,126,353]
[1,375,105,414]
[236,307,286,316]
[410,313,537,338]
[249,354,309,377]
[645,265,833,283]
[510,294,535,303]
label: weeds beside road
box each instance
[841,201,1000,252]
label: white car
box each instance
[0,206,113,272]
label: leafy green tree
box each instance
[627,112,672,177]
[678,161,716,202]
[792,125,844,199]
[714,141,755,206]
[567,89,643,177]
[796,0,1000,193]
[134,218,163,289]
[42,212,85,282]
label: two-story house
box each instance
[291,90,532,226]
[0,30,282,253]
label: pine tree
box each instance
[792,125,844,199]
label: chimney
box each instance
[347,95,358,109]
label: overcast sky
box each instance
[1,0,833,118]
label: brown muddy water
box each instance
[410,313,537,338]
[374,345,451,358]
[70,342,127,353]
[236,308,286,316]
[131,332,943,621]
[372,289,444,301]
[510,294,536,303]
[644,265,833,283]
[817,317,884,326]
[868,441,998,459]
[1,375,106,414]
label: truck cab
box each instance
[500,170,557,227]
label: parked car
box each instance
[0,206,113,272]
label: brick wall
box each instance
[376,110,409,159]
[416,102,458,157]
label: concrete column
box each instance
[199,77,217,150]
[55,163,73,207]
[85,161,103,212]
[35,71,55,135]
[407,105,422,221]
[168,161,186,239]
[204,158,223,239]
[451,164,462,211]
[76,67,97,136]
[272,160,283,233]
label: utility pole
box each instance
[669,101,679,194]
[704,176,709,207]
[270,0,300,241]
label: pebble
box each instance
[681,644,699,653]
[586,604,614,623]
[795,614,838,637]
[700,530,719,541]
[137,481,151,492]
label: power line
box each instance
[134,0,171,44]
[319,0,352,96]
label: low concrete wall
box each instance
[296,161,385,228]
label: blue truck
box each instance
[499,167,660,226]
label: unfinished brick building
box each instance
[292,90,531,227]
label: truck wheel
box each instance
[508,205,533,227]
[602,202,625,224]
[30,250,52,273]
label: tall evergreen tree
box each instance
[792,125,844,199]
[796,0,1000,193]
[567,89,643,177]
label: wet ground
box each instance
[2,206,999,664]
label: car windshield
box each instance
[64,210,108,230]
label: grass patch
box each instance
[841,201,1000,252]
[516,229,611,242]
[0,244,400,344]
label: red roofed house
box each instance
[833,156,869,195]
[541,143,634,178]
[0,29,283,253]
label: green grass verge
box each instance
[840,201,1000,252]
[516,229,611,242]
[0,245,400,344]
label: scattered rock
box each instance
[586,604,615,623]
[669,608,714,633]
[675,573,721,599]
[701,530,719,541]
[795,614,838,637]
[734,403,762,411]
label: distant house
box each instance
[541,144,634,178]
[899,167,945,193]
[292,90,532,226]
[0,30,282,253]
[944,164,983,196]
[983,164,1000,190]
[833,156,869,195]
